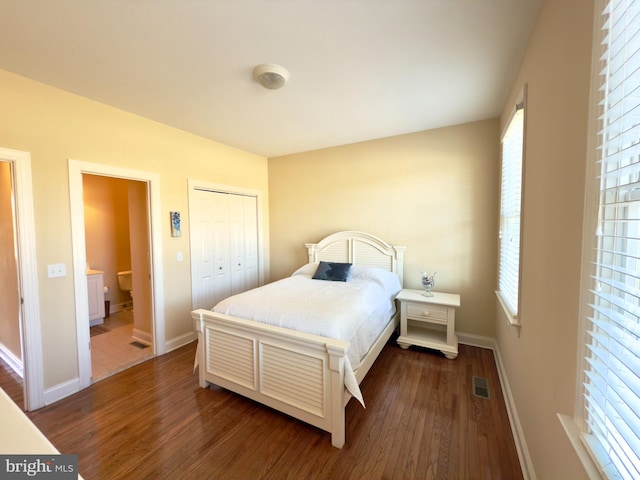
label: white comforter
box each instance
[212,263,402,406]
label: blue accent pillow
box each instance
[312,261,352,282]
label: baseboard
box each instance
[109,302,132,314]
[0,342,23,378]
[43,377,80,407]
[458,332,535,480]
[132,328,152,346]
[165,331,196,353]
[457,332,495,350]
[489,340,536,480]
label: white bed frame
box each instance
[191,231,405,448]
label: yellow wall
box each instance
[268,118,500,338]
[0,69,269,390]
[498,1,594,478]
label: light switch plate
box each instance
[47,263,66,278]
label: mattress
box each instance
[212,262,402,405]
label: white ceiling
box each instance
[0,0,542,158]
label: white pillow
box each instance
[350,265,402,297]
[291,262,319,278]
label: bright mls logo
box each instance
[0,455,78,479]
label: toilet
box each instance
[117,270,133,301]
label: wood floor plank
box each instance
[0,355,23,408]
[26,339,523,480]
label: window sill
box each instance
[495,290,521,336]
[557,414,603,480]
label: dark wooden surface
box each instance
[25,339,523,480]
[0,355,24,408]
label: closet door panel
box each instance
[191,190,218,309]
[211,193,231,304]
[195,217,216,309]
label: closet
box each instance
[190,189,259,309]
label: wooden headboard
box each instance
[305,231,405,287]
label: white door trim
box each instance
[68,160,165,389]
[0,147,43,410]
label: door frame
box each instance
[0,147,43,410]
[69,159,165,389]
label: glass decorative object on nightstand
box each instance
[420,271,436,297]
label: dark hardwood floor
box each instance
[0,355,24,408]
[26,339,523,480]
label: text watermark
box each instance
[0,455,78,479]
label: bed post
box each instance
[394,246,406,287]
[305,242,317,264]
[327,344,346,448]
[191,309,209,389]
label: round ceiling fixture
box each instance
[252,64,289,90]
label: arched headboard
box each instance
[305,231,405,287]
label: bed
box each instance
[191,231,405,448]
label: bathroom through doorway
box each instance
[82,174,154,381]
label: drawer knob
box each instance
[422,310,429,316]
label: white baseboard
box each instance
[43,377,80,406]
[488,339,536,480]
[457,332,495,350]
[107,302,132,315]
[165,331,196,353]
[458,332,535,480]
[132,328,152,346]
[0,342,23,378]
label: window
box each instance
[497,89,525,327]
[578,1,640,478]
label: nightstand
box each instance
[396,289,460,359]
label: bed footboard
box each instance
[192,308,351,448]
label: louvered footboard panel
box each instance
[260,341,326,417]
[206,327,256,390]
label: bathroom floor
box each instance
[90,309,154,382]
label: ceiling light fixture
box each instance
[252,64,289,90]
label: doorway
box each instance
[82,174,154,381]
[69,160,165,390]
[0,147,42,411]
[0,160,24,406]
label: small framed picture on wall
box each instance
[170,211,181,237]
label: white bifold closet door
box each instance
[190,189,258,310]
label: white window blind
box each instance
[497,103,525,321]
[582,1,640,478]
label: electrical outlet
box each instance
[47,263,66,278]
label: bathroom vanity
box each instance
[87,269,105,326]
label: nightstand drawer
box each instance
[406,302,449,324]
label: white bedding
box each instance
[212,263,402,406]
